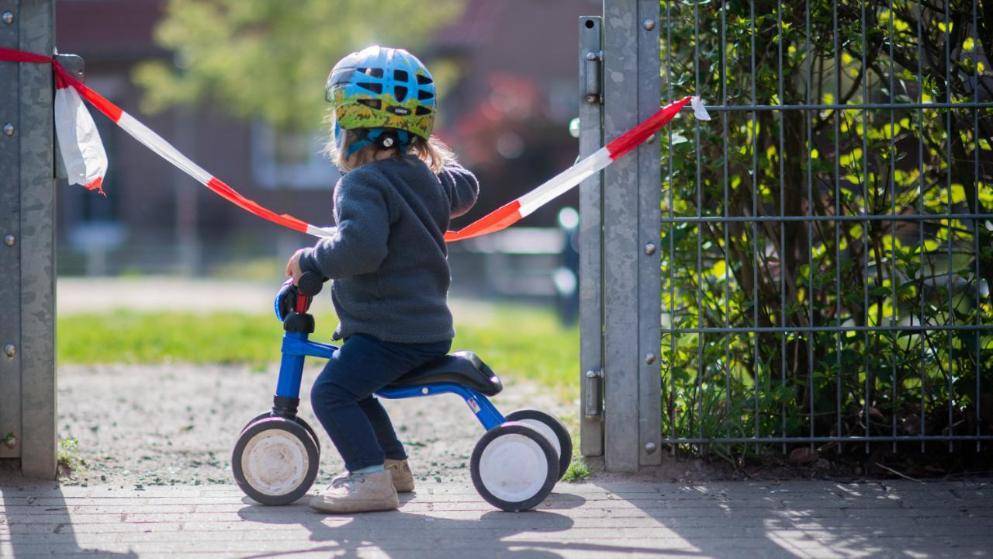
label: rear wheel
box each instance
[232,417,319,506]
[504,409,572,480]
[470,422,558,512]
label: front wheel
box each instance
[470,422,558,512]
[232,417,319,506]
[504,409,572,480]
[240,411,320,452]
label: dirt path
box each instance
[57,364,571,488]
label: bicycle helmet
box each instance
[325,46,437,156]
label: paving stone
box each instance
[1,480,991,558]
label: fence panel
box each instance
[658,0,993,452]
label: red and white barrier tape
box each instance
[1,47,709,242]
[444,95,710,241]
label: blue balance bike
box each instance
[231,272,572,512]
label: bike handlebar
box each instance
[274,272,328,322]
[297,272,325,297]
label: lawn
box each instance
[58,305,580,400]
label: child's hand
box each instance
[285,249,306,285]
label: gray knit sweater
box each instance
[299,155,479,343]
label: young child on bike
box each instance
[284,46,479,513]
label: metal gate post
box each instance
[578,15,604,458]
[601,0,662,471]
[633,0,662,468]
[0,0,57,479]
[0,0,22,466]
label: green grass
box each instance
[58,306,579,399]
[562,457,592,482]
[57,436,83,476]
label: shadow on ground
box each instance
[233,491,676,558]
[591,478,992,557]
[0,482,138,558]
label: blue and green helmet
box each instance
[325,46,437,145]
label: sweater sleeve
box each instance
[438,161,480,219]
[299,174,390,279]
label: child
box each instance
[285,46,479,513]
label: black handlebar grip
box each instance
[297,272,326,296]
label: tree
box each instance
[133,0,465,131]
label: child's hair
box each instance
[325,122,454,174]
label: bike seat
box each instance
[387,351,502,396]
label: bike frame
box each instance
[276,331,506,431]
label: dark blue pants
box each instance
[310,333,451,472]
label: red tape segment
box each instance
[605,96,691,158]
[54,63,124,122]
[443,200,522,242]
[206,177,310,234]
[0,46,51,64]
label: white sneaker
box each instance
[385,459,415,493]
[309,470,399,513]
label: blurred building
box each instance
[429,0,597,227]
[55,0,598,285]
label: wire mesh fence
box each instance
[658,0,993,452]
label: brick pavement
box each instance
[1,479,990,558]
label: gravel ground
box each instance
[57,363,572,488]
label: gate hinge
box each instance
[583,50,603,105]
[584,368,603,418]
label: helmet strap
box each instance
[345,135,373,157]
[346,128,412,157]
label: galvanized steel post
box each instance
[0,0,56,479]
[578,15,604,458]
[600,0,662,471]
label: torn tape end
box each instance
[691,96,712,121]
